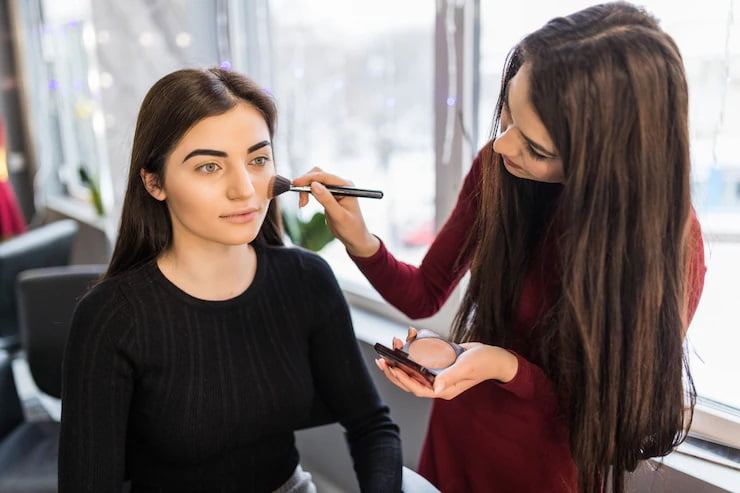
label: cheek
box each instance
[532,160,565,183]
[252,169,275,200]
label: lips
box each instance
[220,208,260,223]
[502,155,522,170]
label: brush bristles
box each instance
[269,174,292,199]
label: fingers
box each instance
[374,359,435,397]
[292,168,357,208]
[458,342,482,351]
[291,168,352,188]
[406,327,418,342]
[309,181,351,219]
[392,337,404,350]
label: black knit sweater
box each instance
[59,245,401,492]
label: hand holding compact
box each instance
[291,167,380,257]
[375,328,519,400]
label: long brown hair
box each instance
[451,3,694,491]
[106,68,284,279]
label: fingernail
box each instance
[311,181,326,194]
[434,382,446,395]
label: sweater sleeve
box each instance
[686,208,706,325]
[305,256,402,493]
[350,151,483,319]
[59,283,135,493]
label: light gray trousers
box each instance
[272,465,317,493]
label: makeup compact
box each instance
[374,329,465,385]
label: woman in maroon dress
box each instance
[294,3,706,492]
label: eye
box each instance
[526,145,549,161]
[250,156,270,166]
[197,162,221,174]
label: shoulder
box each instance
[258,245,342,299]
[260,245,334,277]
[71,265,152,338]
[458,144,489,202]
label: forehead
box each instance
[507,64,532,109]
[180,103,269,145]
[506,64,557,149]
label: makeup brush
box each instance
[269,174,384,199]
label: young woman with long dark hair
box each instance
[293,3,706,491]
[59,68,402,492]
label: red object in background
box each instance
[0,117,27,239]
[401,220,435,247]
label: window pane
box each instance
[480,0,740,411]
[269,0,435,287]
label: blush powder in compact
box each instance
[375,329,465,384]
[407,338,458,369]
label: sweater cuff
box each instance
[348,235,386,267]
[494,349,556,403]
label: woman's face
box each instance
[493,63,565,183]
[143,102,274,249]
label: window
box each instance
[13,0,222,237]
[267,0,437,291]
[13,0,112,225]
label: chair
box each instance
[0,220,79,352]
[0,264,103,491]
[0,356,59,492]
[17,264,106,398]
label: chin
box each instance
[220,230,260,246]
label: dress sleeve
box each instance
[306,256,402,492]
[59,284,135,493]
[686,208,706,324]
[350,151,483,319]
[494,351,557,402]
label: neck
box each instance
[157,242,257,301]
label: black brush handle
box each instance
[289,184,383,199]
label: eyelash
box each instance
[525,146,549,161]
[503,97,550,162]
[195,155,271,173]
[197,162,221,174]
[251,156,269,166]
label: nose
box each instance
[492,127,519,158]
[226,166,255,200]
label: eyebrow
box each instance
[182,141,272,163]
[182,149,226,162]
[247,140,271,153]
[503,85,558,158]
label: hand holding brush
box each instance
[268,175,383,199]
[284,168,382,258]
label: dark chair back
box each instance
[0,220,79,351]
[0,355,59,492]
[0,357,23,440]
[16,264,105,398]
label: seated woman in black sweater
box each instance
[59,68,402,493]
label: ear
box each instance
[140,169,166,201]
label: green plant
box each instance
[78,165,105,216]
[282,210,334,252]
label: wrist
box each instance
[346,233,380,258]
[492,347,518,383]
